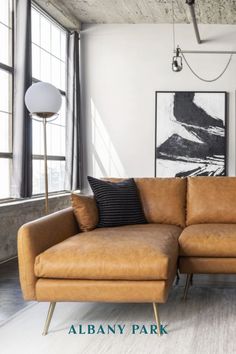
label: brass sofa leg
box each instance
[183,274,192,301]
[42,302,56,336]
[152,302,161,336]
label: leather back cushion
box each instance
[106,178,186,227]
[187,177,236,225]
[136,178,186,227]
[71,194,98,232]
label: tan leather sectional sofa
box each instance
[18,176,236,335]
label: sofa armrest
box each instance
[18,207,79,301]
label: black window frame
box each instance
[0,0,14,202]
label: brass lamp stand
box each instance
[32,112,58,215]
[43,117,49,214]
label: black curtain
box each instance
[12,0,32,198]
[65,31,82,191]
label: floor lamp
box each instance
[25,82,62,214]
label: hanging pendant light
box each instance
[172,46,183,72]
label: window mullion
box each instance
[31,5,67,195]
[0,62,13,73]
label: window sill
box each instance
[0,191,73,208]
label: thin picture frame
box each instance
[154,91,228,177]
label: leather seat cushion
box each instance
[179,224,236,257]
[34,224,181,281]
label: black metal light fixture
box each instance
[186,0,201,44]
[171,0,233,81]
[172,46,183,72]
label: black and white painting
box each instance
[155,91,227,177]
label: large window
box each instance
[31,6,67,195]
[0,2,68,201]
[0,0,13,199]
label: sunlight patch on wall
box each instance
[91,99,126,177]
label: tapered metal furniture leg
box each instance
[183,274,192,301]
[175,269,180,285]
[42,302,56,336]
[190,273,193,286]
[153,302,161,336]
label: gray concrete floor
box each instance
[0,258,32,324]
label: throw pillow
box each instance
[87,176,146,227]
[71,194,98,232]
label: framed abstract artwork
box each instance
[155,91,227,177]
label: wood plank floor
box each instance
[0,258,32,324]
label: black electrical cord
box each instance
[180,50,233,82]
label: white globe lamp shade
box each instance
[25,82,62,117]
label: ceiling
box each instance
[35,0,236,29]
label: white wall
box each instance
[80,24,236,188]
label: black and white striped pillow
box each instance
[87,176,146,228]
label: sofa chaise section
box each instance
[19,215,181,335]
[18,177,186,335]
[34,223,181,302]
